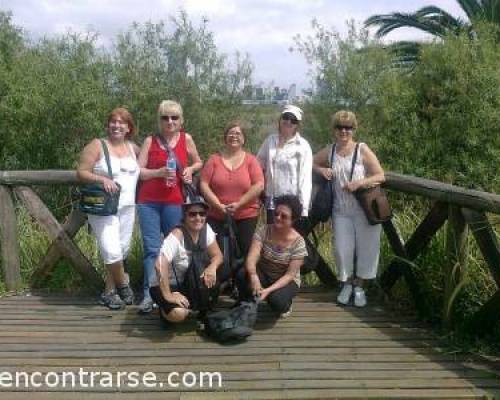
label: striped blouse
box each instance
[254,225,307,287]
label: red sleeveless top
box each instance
[137,132,188,205]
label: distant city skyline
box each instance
[0,0,466,90]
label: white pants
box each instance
[87,206,136,265]
[332,212,381,282]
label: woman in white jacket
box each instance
[257,104,313,227]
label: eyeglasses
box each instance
[281,113,299,125]
[335,125,354,131]
[274,211,292,220]
[187,211,207,218]
[161,115,180,121]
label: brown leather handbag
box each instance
[349,143,392,225]
[354,185,392,225]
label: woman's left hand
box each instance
[225,201,241,216]
[258,287,271,301]
[343,180,362,193]
[181,167,193,184]
[201,266,217,288]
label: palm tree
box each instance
[364,0,500,64]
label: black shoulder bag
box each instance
[78,139,121,216]
[310,144,336,224]
[156,134,199,200]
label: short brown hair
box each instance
[223,120,246,141]
[107,107,136,138]
[332,110,358,130]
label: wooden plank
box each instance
[0,170,77,185]
[381,219,427,316]
[0,353,473,366]
[0,185,22,291]
[13,186,103,289]
[381,201,448,291]
[0,340,441,354]
[461,208,500,286]
[0,362,482,374]
[31,209,87,286]
[443,205,468,329]
[385,171,500,214]
[0,388,492,400]
[0,378,498,391]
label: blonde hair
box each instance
[332,110,358,130]
[157,100,184,130]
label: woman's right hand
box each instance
[156,166,170,179]
[318,167,334,181]
[166,291,190,309]
[215,202,227,214]
[250,274,262,296]
[100,177,120,193]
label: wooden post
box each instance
[381,202,448,292]
[382,219,428,317]
[468,289,500,336]
[461,208,500,335]
[14,186,103,290]
[442,205,468,329]
[461,209,500,286]
[30,209,87,287]
[0,185,22,291]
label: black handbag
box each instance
[310,144,336,223]
[78,140,121,216]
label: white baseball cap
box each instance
[281,105,303,121]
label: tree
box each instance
[364,0,500,63]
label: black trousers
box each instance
[208,216,258,282]
[235,265,298,314]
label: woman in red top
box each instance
[200,120,264,282]
[137,100,203,313]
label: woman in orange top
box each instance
[200,120,264,281]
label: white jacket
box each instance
[257,132,313,216]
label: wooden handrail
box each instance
[1,169,500,213]
[384,172,500,214]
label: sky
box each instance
[0,0,466,91]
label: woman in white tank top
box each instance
[77,108,139,310]
[313,110,385,307]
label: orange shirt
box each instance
[201,152,264,220]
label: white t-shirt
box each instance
[150,224,217,288]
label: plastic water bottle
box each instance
[166,158,177,187]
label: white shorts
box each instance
[87,205,136,265]
[332,211,381,282]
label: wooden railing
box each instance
[0,170,499,335]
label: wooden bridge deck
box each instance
[0,289,498,399]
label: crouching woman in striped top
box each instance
[235,195,307,317]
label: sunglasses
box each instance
[335,125,354,131]
[274,211,292,220]
[161,115,180,121]
[281,113,299,125]
[187,210,207,218]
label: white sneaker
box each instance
[337,283,353,305]
[280,306,293,319]
[353,286,367,307]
